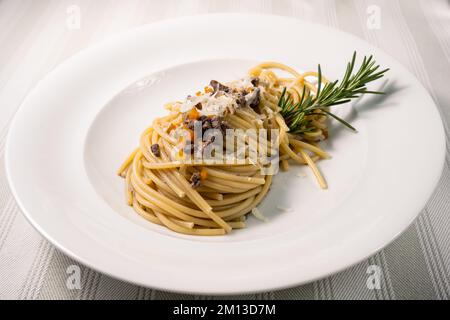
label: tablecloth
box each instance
[0,0,449,300]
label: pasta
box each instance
[117,62,338,236]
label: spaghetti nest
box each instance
[118,62,331,236]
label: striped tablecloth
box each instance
[0,0,449,300]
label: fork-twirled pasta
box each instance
[118,56,388,236]
[117,62,330,235]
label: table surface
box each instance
[0,0,449,300]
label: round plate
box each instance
[5,14,445,294]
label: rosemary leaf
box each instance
[278,52,389,134]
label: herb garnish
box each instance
[278,52,389,134]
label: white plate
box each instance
[5,14,445,294]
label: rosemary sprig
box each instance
[278,52,389,134]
